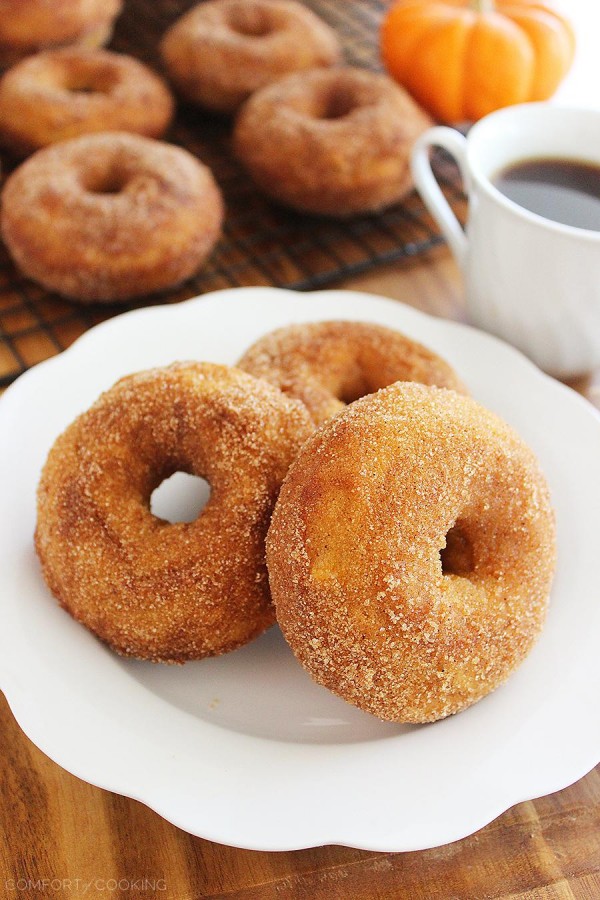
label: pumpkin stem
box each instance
[471,0,495,11]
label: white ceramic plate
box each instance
[0,287,599,852]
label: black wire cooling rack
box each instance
[0,0,465,387]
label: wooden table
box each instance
[1,249,599,899]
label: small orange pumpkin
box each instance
[381,0,576,123]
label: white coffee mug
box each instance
[411,103,600,378]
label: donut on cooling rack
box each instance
[233,66,432,217]
[267,382,556,723]
[35,362,313,662]
[238,320,466,425]
[160,0,342,114]
[0,0,123,71]
[0,131,224,304]
[0,49,175,156]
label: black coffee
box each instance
[492,158,600,231]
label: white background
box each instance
[554,1,599,108]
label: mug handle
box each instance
[411,127,469,270]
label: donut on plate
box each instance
[233,66,432,216]
[0,0,122,71]
[160,0,341,114]
[35,362,313,663]
[0,49,174,156]
[1,132,224,303]
[267,382,556,723]
[239,320,466,425]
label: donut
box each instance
[267,383,556,723]
[0,0,122,71]
[160,0,341,114]
[35,362,313,663]
[233,66,432,216]
[0,49,175,156]
[1,132,224,303]
[238,321,466,425]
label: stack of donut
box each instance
[0,0,434,303]
[36,320,556,724]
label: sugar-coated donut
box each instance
[35,362,313,663]
[0,49,174,156]
[160,0,341,114]
[239,321,466,425]
[267,383,556,723]
[1,132,224,303]
[233,66,432,216]
[0,0,122,71]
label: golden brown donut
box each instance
[35,362,313,663]
[233,66,432,216]
[1,132,224,303]
[0,49,174,156]
[0,0,122,70]
[160,0,341,114]
[239,320,466,425]
[267,383,556,723]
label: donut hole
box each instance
[283,81,367,122]
[82,165,130,195]
[150,472,211,524]
[319,85,364,121]
[62,68,118,95]
[336,379,371,405]
[440,522,475,578]
[226,5,277,37]
[67,82,99,95]
[332,367,377,405]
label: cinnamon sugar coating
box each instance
[1,132,224,303]
[267,383,556,723]
[0,0,122,70]
[239,320,466,425]
[161,0,341,114]
[0,49,174,156]
[35,362,313,663]
[233,66,432,216]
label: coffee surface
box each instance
[493,158,600,231]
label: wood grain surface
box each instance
[1,251,599,899]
